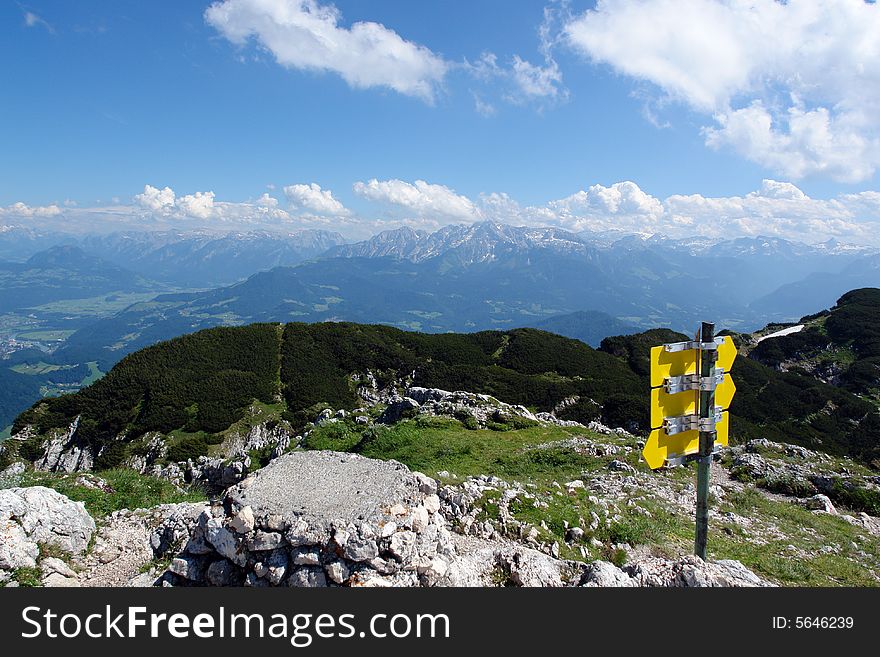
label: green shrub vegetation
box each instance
[18,468,205,517]
[597,305,880,465]
[280,323,644,427]
[13,324,281,463]
[11,292,880,467]
[12,567,42,587]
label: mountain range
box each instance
[3,221,880,432]
[0,227,347,288]
[0,245,159,311]
[46,222,880,370]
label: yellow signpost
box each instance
[644,335,737,466]
[643,411,730,470]
[643,328,738,559]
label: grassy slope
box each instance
[302,415,880,587]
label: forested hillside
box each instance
[749,288,880,400]
[10,295,880,470]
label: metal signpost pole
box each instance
[694,322,716,560]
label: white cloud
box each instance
[565,0,880,182]
[134,185,176,214]
[467,7,567,109]
[704,101,877,183]
[478,179,880,246]
[0,202,62,218]
[133,184,292,224]
[5,178,880,246]
[176,191,216,219]
[510,56,564,101]
[553,182,664,217]
[345,177,880,245]
[204,0,448,103]
[283,183,349,215]
[537,182,665,233]
[511,5,567,102]
[473,94,496,118]
[24,11,54,33]
[353,179,478,220]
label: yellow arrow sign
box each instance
[649,344,697,388]
[649,336,737,388]
[645,335,738,469]
[716,335,737,373]
[643,411,730,470]
[650,374,736,429]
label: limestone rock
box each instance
[580,556,773,587]
[0,517,39,570]
[0,486,95,555]
[229,506,255,534]
[802,494,837,514]
[167,451,456,587]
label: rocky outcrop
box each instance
[162,451,455,587]
[69,502,208,587]
[579,556,773,587]
[352,370,415,406]
[443,536,582,587]
[389,386,582,429]
[152,450,770,588]
[727,439,880,525]
[228,422,294,459]
[136,455,252,493]
[0,486,95,572]
[31,418,94,473]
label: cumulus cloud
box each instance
[553,182,664,217]
[0,202,62,218]
[476,179,880,246]
[284,183,349,215]
[134,185,176,214]
[354,178,478,220]
[176,191,216,219]
[565,0,880,182]
[133,184,293,224]
[134,185,216,219]
[658,181,880,244]
[204,0,448,103]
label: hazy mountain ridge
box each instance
[0,245,160,311]
[3,222,880,434]
[46,222,880,371]
[0,228,348,288]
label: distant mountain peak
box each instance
[25,244,98,268]
[331,221,592,264]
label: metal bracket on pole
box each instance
[665,444,723,467]
[662,336,726,353]
[663,407,723,435]
[664,368,724,394]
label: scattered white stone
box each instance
[228,506,255,534]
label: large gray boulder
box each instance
[165,451,455,587]
[0,486,95,571]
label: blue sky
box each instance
[2,1,880,244]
